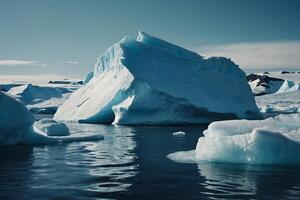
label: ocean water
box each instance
[0,123,300,200]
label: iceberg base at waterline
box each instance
[0,91,103,146]
[168,114,300,165]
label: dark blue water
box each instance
[0,123,300,200]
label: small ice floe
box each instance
[34,118,69,136]
[172,131,186,136]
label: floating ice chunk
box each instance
[195,114,300,165]
[172,131,186,136]
[167,150,195,163]
[34,119,69,136]
[20,126,103,145]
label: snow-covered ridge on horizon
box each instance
[247,71,300,96]
[0,75,84,114]
[0,75,82,85]
[245,71,300,117]
[54,31,261,124]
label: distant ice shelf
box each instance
[7,84,72,114]
[248,72,300,117]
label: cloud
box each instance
[196,40,300,69]
[0,59,47,67]
[60,61,81,65]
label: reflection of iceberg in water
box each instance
[197,163,300,199]
[0,146,34,199]
[11,123,139,199]
[64,123,138,194]
[197,163,256,199]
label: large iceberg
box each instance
[195,114,300,165]
[54,32,261,124]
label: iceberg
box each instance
[0,91,35,145]
[0,91,103,145]
[195,114,300,165]
[7,84,72,114]
[54,32,261,124]
[8,84,70,104]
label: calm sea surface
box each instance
[0,122,300,200]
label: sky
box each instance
[0,0,300,78]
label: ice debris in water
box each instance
[172,131,186,136]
